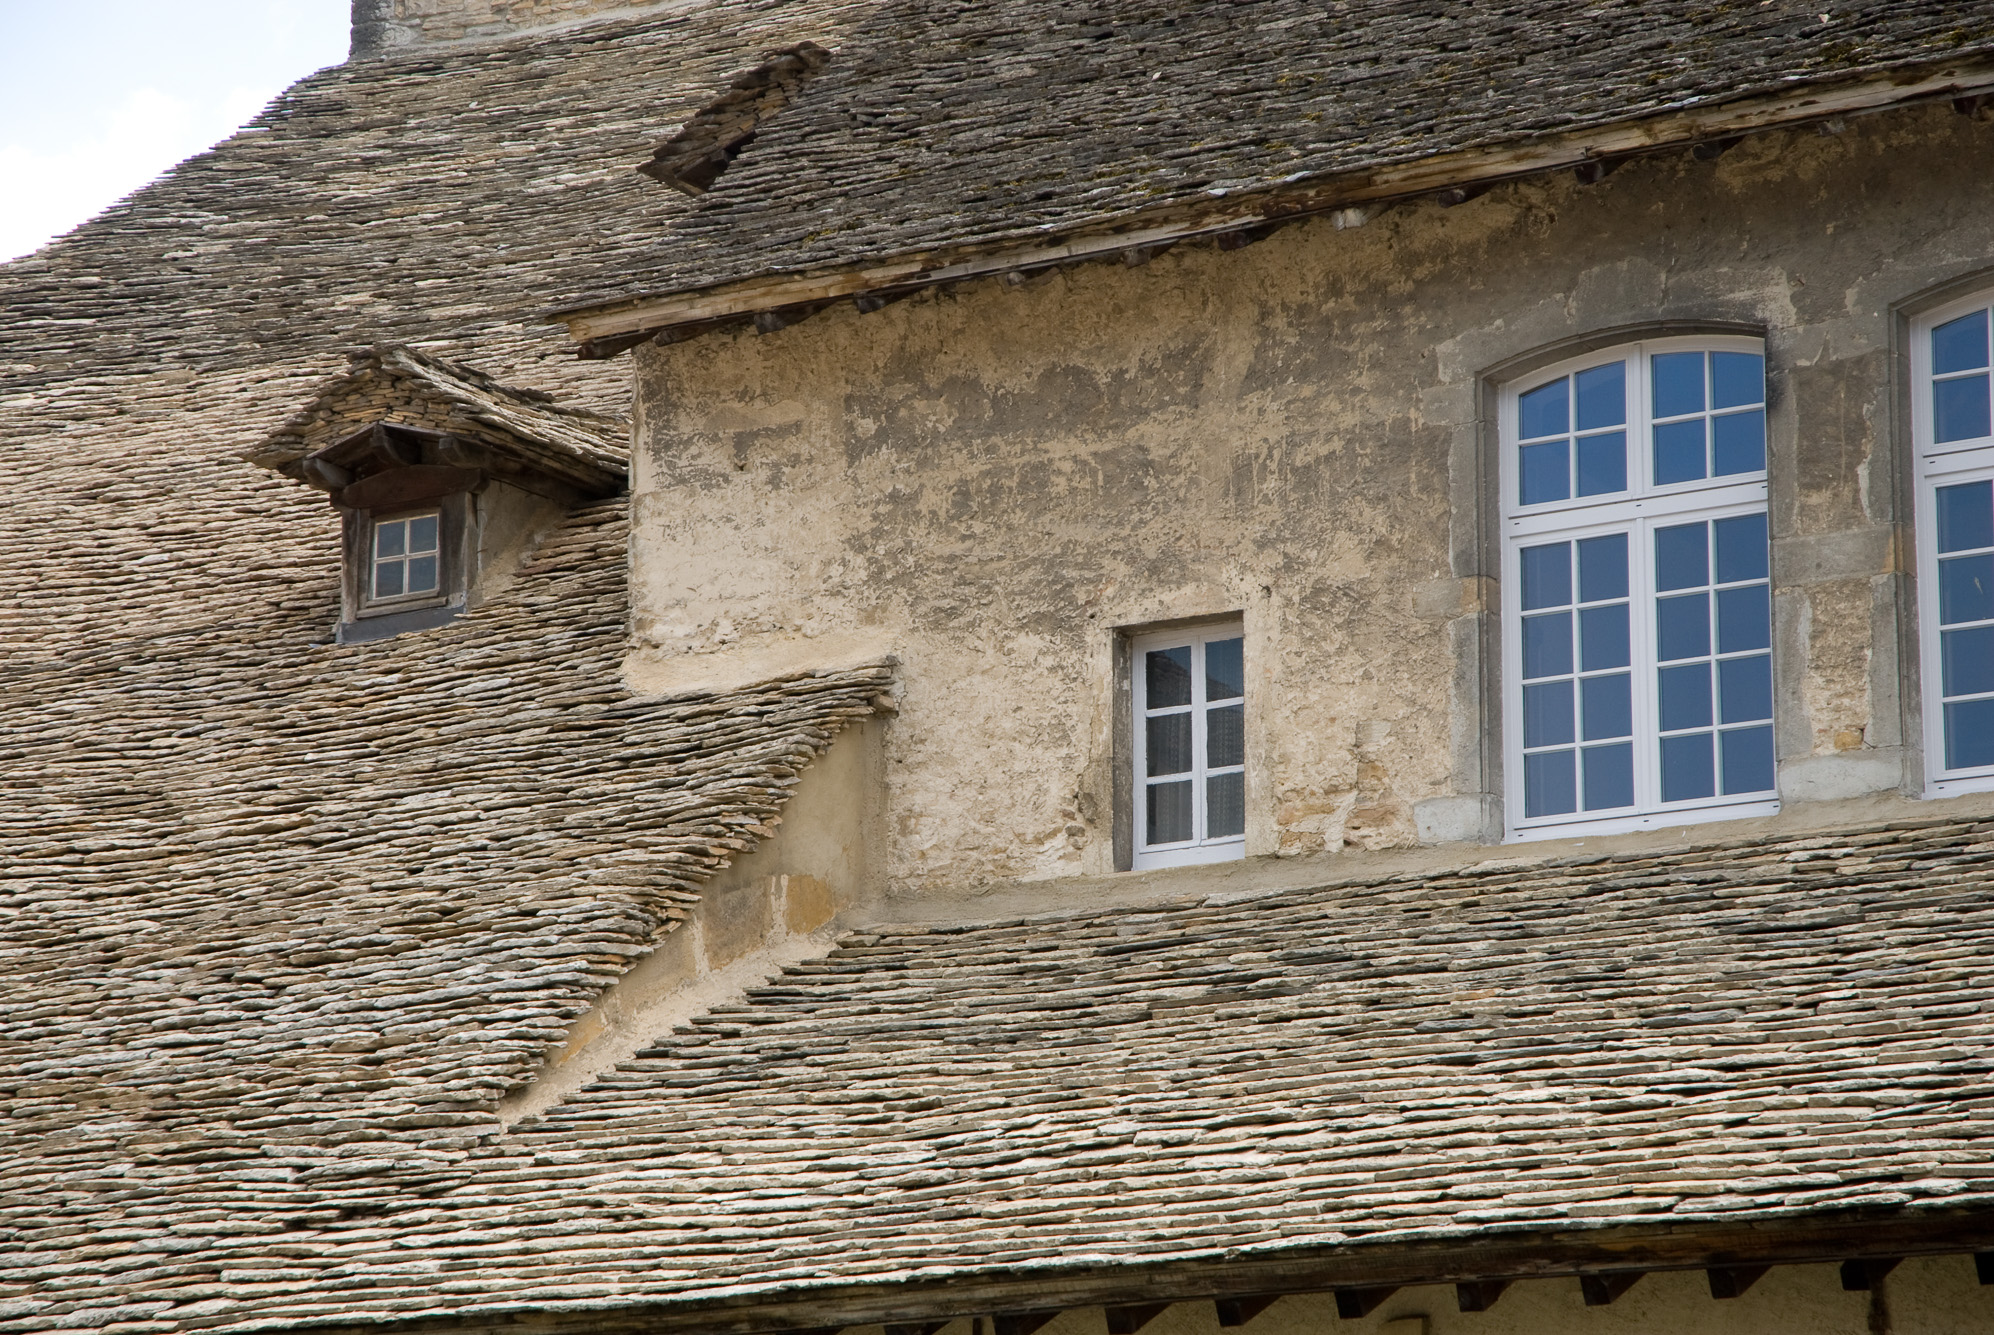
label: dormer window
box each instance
[247,345,628,643]
[370,510,442,604]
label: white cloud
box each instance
[0,84,280,261]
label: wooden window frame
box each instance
[1911,290,1994,797]
[1130,620,1247,871]
[1500,335,1779,840]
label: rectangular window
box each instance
[1503,337,1777,839]
[370,510,441,604]
[1131,623,1246,869]
[1914,297,1994,794]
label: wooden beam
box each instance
[1213,1295,1277,1327]
[1578,1272,1644,1306]
[1102,1305,1168,1335]
[1453,1280,1509,1312]
[1333,1288,1398,1319]
[1840,1258,1900,1291]
[1707,1266,1768,1300]
[550,54,1994,346]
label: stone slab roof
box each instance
[251,345,629,488]
[557,0,1994,324]
[0,492,893,1335]
[7,812,1992,1335]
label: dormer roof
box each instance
[250,344,629,499]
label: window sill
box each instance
[1132,838,1247,871]
[1508,796,1780,842]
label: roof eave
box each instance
[548,54,1994,354]
[220,1203,1994,1335]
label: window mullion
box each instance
[1190,637,1209,845]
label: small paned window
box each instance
[1913,297,1994,794]
[370,510,441,604]
[1131,624,1246,869]
[1503,337,1776,839]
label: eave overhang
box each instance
[549,54,1994,358]
[225,1204,1994,1335]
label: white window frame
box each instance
[365,508,444,609]
[1911,290,1994,797]
[1501,335,1780,840]
[1130,622,1246,870]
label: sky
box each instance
[0,1,350,262]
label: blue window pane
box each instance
[1652,351,1706,418]
[1720,725,1776,795]
[1575,430,1627,496]
[1575,361,1627,430]
[1582,743,1634,810]
[1661,733,1715,801]
[1519,441,1570,505]
[1942,625,1994,698]
[1945,698,1994,771]
[1521,543,1571,611]
[1581,672,1632,740]
[1939,554,1994,626]
[1206,637,1244,701]
[1522,612,1573,679]
[1712,409,1766,475]
[1933,309,1991,375]
[1520,378,1569,439]
[1718,654,1773,724]
[1935,374,1992,444]
[1524,680,1576,747]
[1657,594,1711,660]
[1655,523,1709,592]
[1580,604,1631,671]
[1937,481,1994,554]
[1654,419,1708,484]
[1659,663,1713,730]
[1524,749,1578,818]
[1716,585,1771,653]
[407,514,439,551]
[375,523,405,558]
[1714,512,1770,582]
[1577,533,1629,602]
[1711,352,1765,409]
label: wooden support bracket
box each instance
[1213,1295,1277,1327]
[1333,1288,1398,1319]
[1975,1253,1994,1284]
[1840,1259,1901,1291]
[992,1313,1057,1335]
[1434,182,1491,207]
[1707,1265,1768,1299]
[884,1323,949,1335]
[1454,1280,1509,1312]
[1216,222,1284,251]
[1691,135,1743,161]
[1955,93,1994,120]
[1579,1272,1644,1306]
[1103,1305,1168,1335]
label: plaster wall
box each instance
[629,104,1994,897]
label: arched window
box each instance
[1912,294,1994,794]
[1500,336,1776,839]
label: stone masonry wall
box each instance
[629,103,1994,896]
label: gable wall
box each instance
[629,103,1994,896]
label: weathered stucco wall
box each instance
[629,104,1994,896]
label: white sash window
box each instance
[1502,337,1778,839]
[1913,295,1994,795]
[1132,624,1246,869]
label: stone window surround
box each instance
[1426,267,1994,846]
